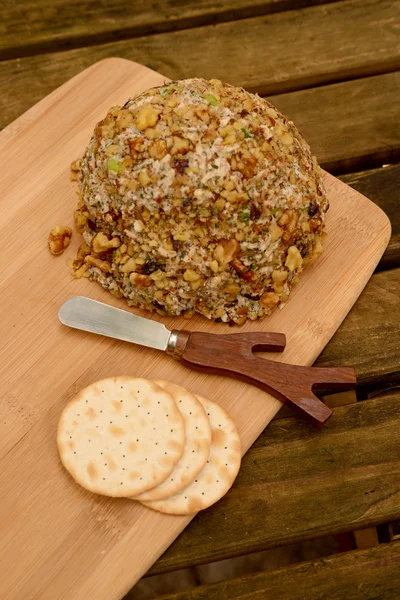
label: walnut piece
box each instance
[285,246,303,272]
[48,225,72,256]
[135,106,160,131]
[92,232,121,254]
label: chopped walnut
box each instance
[285,246,303,271]
[84,255,111,272]
[149,140,168,160]
[92,232,120,254]
[171,136,190,156]
[135,106,160,131]
[48,225,72,256]
[70,159,80,181]
[231,259,255,282]
[214,238,240,264]
[260,292,280,308]
[130,273,152,287]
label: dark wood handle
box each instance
[171,330,357,427]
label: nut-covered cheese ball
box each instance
[72,78,328,324]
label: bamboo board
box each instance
[0,58,391,599]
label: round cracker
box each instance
[141,395,241,515]
[134,382,212,501]
[57,377,185,498]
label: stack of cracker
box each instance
[57,377,241,514]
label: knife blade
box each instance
[59,296,173,352]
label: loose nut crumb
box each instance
[48,225,72,256]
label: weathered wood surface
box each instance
[0,0,342,59]
[1,0,399,131]
[340,165,400,271]
[155,541,400,599]
[315,269,400,384]
[149,392,400,574]
[272,72,400,175]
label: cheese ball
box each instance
[72,78,328,324]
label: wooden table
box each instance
[1,1,399,598]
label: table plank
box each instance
[271,73,400,175]
[340,165,400,271]
[1,0,399,130]
[149,392,400,574]
[0,0,342,60]
[315,269,400,384]
[154,542,400,600]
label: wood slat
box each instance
[1,0,399,131]
[315,269,400,384]
[149,392,400,574]
[339,165,400,270]
[0,0,342,60]
[154,542,400,599]
[271,73,400,174]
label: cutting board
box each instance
[0,58,391,600]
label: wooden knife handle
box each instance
[169,330,357,427]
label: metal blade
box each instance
[58,296,171,351]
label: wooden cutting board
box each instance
[0,58,391,600]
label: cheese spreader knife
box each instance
[59,296,356,427]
